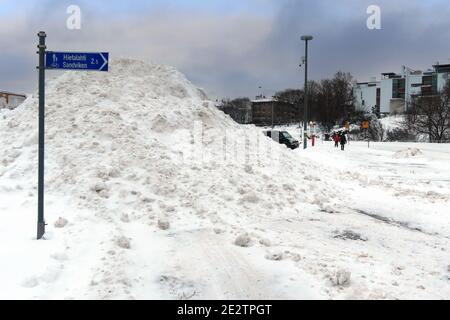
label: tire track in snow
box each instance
[352,208,450,240]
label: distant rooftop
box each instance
[0,91,27,97]
[433,64,450,73]
[251,98,278,103]
[381,72,403,79]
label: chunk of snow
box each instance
[54,217,69,229]
[331,270,351,287]
[234,233,252,247]
[158,219,170,231]
[265,251,284,261]
[259,239,271,247]
[117,237,131,249]
[121,214,130,223]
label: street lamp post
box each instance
[271,99,274,129]
[301,35,313,149]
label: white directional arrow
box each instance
[99,53,108,71]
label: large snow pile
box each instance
[2,59,237,195]
[0,59,342,299]
[0,59,324,214]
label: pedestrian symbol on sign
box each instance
[51,54,58,68]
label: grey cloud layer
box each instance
[1,0,450,98]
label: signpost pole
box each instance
[362,120,370,149]
[37,31,46,240]
[312,122,315,147]
[367,129,370,149]
[33,35,109,240]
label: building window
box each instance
[393,78,405,99]
[422,75,432,86]
[376,88,381,113]
[421,75,435,96]
[432,74,438,93]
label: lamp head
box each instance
[301,35,313,41]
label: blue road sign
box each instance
[45,52,109,71]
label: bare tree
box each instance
[316,79,334,131]
[275,88,304,125]
[312,72,355,130]
[275,89,303,105]
[217,97,252,124]
[276,72,355,131]
[405,81,450,143]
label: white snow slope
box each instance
[0,59,449,300]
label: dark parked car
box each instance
[263,130,300,150]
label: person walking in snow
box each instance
[333,132,340,148]
[340,132,347,151]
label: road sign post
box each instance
[362,121,370,149]
[367,129,369,148]
[37,31,46,240]
[311,122,316,147]
[35,32,109,240]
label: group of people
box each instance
[332,131,348,151]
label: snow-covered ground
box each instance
[301,141,450,297]
[1,60,449,300]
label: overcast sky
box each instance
[1,0,450,99]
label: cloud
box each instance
[1,1,275,97]
[255,0,450,92]
[1,0,450,98]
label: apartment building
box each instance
[354,63,450,115]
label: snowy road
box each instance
[298,141,450,299]
[1,138,449,300]
[1,141,449,300]
[302,141,450,237]
[149,141,450,300]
